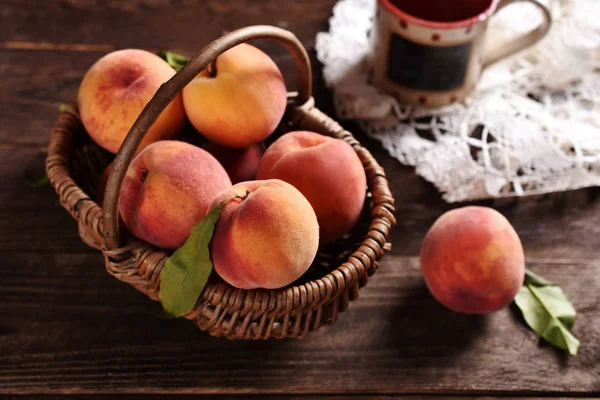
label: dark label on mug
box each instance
[387,33,472,91]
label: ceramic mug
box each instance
[371,0,552,107]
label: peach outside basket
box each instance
[45,25,396,339]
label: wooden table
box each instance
[1,1,599,398]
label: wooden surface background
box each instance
[1,0,599,397]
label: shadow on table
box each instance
[508,302,571,369]
[380,280,488,366]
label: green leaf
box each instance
[523,268,551,286]
[26,173,50,188]
[157,50,190,71]
[159,200,224,317]
[514,270,580,355]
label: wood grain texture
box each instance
[4,398,599,400]
[1,253,599,395]
[0,0,337,51]
[0,148,93,253]
[2,0,600,396]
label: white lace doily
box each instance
[316,0,600,202]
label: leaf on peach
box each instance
[157,50,190,71]
[159,200,223,318]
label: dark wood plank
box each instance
[0,50,97,146]
[0,147,93,253]
[1,252,599,395]
[4,397,599,400]
[1,0,337,52]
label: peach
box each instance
[202,142,263,184]
[119,140,231,250]
[257,131,367,243]
[182,43,287,148]
[419,206,525,314]
[208,179,319,289]
[78,49,186,154]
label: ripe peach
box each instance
[208,179,319,289]
[202,142,263,184]
[257,131,367,243]
[119,140,231,250]
[182,43,287,148]
[78,49,186,154]
[419,206,525,314]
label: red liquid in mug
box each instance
[389,0,493,22]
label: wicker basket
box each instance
[45,25,396,339]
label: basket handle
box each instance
[102,25,312,251]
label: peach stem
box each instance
[207,59,218,78]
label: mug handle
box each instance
[482,0,552,69]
